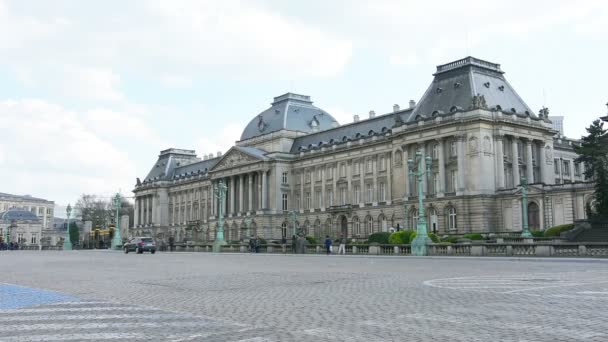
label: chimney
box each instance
[393,104,400,112]
[369,110,376,119]
[409,100,416,109]
[208,154,214,159]
[354,114,360,122]
[203,155,208,160]
[217,151,222,158]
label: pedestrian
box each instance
[338,235,346,255]
[324,235,332,255]
[254,235,260,253]
[291,235,297,253]
[281,236,287,253]
[168,236,175,252]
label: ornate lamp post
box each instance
[408,150,432,256]
[63,204,73,251]
[289,210,299,237]
[213,180,228,252]
[520,176,533,238]
[111,193,123,250]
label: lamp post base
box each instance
[521,230,533,238]
[62,241,72,251]
[212,239,227,252]
[111,237,122,250]
[411,235,431,256]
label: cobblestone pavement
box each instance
[1,251,608,341]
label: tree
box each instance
[74,194,134,228]
[68,221,79,246]
[575,119,608,219]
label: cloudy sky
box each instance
[0,0,606,212]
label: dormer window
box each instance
[484,82,490,88]
[450,106,458,113]
[511,108,517,113]
[498,85,505,91]
[436,87,443,94]
[310,115,320,128]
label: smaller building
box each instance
[0,209,43,246]
[0,192,54,229]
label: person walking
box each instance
[281,236,287,254]
[254,235,260,253]
[291,235,297,254]
[337,235,346,255]
[324,235,332,255]
[249,236,255,253]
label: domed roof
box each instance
[240,93,339,141]
[0,209,40,222]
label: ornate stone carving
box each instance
[539,107,550,118]
[483,136,492,152]
[394,150,403,166]
[471,94,488,109]
[468,136,479,153]
[393,114,404,127]
[257,115,267,132]
[214,150,259,170]
[544,145,552,162]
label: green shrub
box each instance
[441,236,459,243]
[530,230,544,237]
[367,232,391,244]
[258,237,267,245]
[543,224,575,237]
[388,230,413,244]
[463,233,484,240]
[305,236,318,245]
[408,232,439,243]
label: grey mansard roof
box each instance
[240,93,339,141]
[290,109,413,153]
[410,57,537,122]
[0,209,40,222]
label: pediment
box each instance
[211,148,263,171]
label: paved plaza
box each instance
[1,252,608,341]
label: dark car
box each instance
[124,237,156,254]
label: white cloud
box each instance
[160,74,193,88]
[326,107,356,126]
[195,122,245,157]
[0,99,142,204]
[62,66,124,102]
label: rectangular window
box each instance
[563,161,570,176]
[433,172,440,194]
[340,188,347,205]
[517,142,523,161]
[316,191,322,208]
[306,171,311,183]
[574,163,581,177]
[282,172,288,184]
[353,161,360,175]
[282,193,288,211]
[305,192,311,209]
[379,157,386,171]
[366,183,373,202]
[340,163,346,178]
[379,182,386,202]
[296,194,301,209]
[317,168,322,180]
[327,190,333,207]
[38,208,43,215]
[354,185,360,203]
[450,141,457,157]
[450,170,457,192]
[18,233,24,244]
[367,159,373,173]
[554,159,560,174]
[432,144,438,160]
[31,234,37,244]
[326,166,333,179]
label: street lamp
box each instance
[213,180,228,252]
[520,176,533,238]
[111,193,123,250]
[63,204,73,251]
[408,150,433,256]
[289,210,299,237]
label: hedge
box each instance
[367,232,391,244]
[463,233,484,240]
[543,224,575,237]
[409,232,440,243]
[441,236,459,244]
[530,230,544,237]
[305,236,318,245]
[388,230,414,244]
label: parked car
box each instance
[124,237,156,254]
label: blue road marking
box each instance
[0,283,78,309]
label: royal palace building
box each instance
[132,57,594,243]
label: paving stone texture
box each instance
[1,251,608,341]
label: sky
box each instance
[0,0,607,214]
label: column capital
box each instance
[454,134,467,142]
[493,133,505,141]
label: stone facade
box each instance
[132,57,594,243]
[0,192,54,230]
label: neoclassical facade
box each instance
[132,57,593,242]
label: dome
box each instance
[240,93,339,141]
[0,209,40,222]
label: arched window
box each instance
[303,220,310,236]
[325,218,333,237]
[428,208,438,234]
[528,202,540,230]
[411,208,419,229]
[365,216,373,236]
[447,207,457,230]
[281,222,288,238]
[353,216,360,236]
[378,214,387,232]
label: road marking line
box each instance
[2,332,150,341]
[0,313,184,322]
[0,307,150,314]
[0,321,219,332]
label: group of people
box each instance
[323,235,346,255]
[0,241,19,250]
[249,236,261,253]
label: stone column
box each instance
[262,170,268,210]
[347,162,352,204]
[511,137,520,186]
[419,143,427,193]
[151,194,156,226]
[310,168,314,208]
[569,159,575,182]
[540,142,552,184]
[525,140,534,183]
[372,158,378,204]
[558,158,563,183]
[300,169,305,211]
[437,139,445,197]
[248,174,253,212]
[332,165,337,206]
[321,165,326,210]
[457,135,466,194]
[134,197,139,227]
[359,161,364,206]
[495,135,505,189]
[228,177,234,215]
[386,153,392,203]
[403,146,409,199]
[257,172,262,210]
[239,175,244,214]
